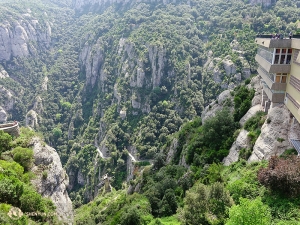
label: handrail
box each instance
[256,34,300,39]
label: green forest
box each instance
[0,0,300,224]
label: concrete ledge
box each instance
[0,122,20,137]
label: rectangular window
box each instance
[276,76,281,83]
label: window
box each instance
[273,48,292,65]
[275,73,287,83]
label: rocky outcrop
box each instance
[0,68,9,79]
[0,15,51,61]
[31,138,73,225]
[201,89,234,123]
[239,104,264,126]
[148,45,166,88]
[26,110,39,128]
[248,105,292,162]
[0,86,15,113]
[223,129,250,165]
[80,42,105,88]
[166,138,178,164]
[0,106,7,123]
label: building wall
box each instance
[285,50,300,123]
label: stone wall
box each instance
[0,122,20,137]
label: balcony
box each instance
[255,54,291,73]
[262,81,285,103]
[257,66,287,91]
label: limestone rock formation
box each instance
[0,15,51,61]
[223,129,250,166]
[248,105,292,162]
[0,86,15,112]
[201,89,234,123]
[0,107,7,123]
[239,104,264,126]
[26,110,39,128]
[0,68,9,79]
[31,138,73,224]
[79,42,104,88]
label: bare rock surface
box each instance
[201,90,233,123]
[31,138,73,225]
[248,105,292,162]
[0,15,51,61]
[223,129,250,166]
[239,104,263,126]
[0,106,7,123]
[26,110,39,128]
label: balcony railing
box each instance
[257,47,273,64]
[256,34,300,39]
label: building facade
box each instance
[255,35,300,124]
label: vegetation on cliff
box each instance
[0,129,58,224]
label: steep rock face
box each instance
[223,129,250,166]
[0,68,9,79]
[79,43,104,89]
[148,45,166,88]
[31,138,74,225]
[0,85,15,112]
[239,104,263,126]
[26,110,39,128]
[248,105,292,162]
[201,89,234,123]
[0,106,7,123]
[0,15,51,61]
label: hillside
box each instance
[0,0,300,224]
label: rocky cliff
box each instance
[31,138,73,225]
[0,13,51,61]
[223,75,300,165]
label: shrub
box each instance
[245,78,251,85]
[239,148,252,160]
[0,130,12,154]
[258,156,300,196]
[226,197,271,225]
[12,147,34,172]
[244,111,266,132]
[178,182,233,225]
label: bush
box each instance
[258,156,300,196]
[226,197,271,225]
[0,130,12,154]
[178,182,233,225]
[12,147,34,172]
[244,111,266,132]
[245,78,251,85]
[239,148,252,160]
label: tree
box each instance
[120,206,143,225]
[226,198,271,225]
[258,156,300,196]
[0,130,12,154]
[178,182,233,225]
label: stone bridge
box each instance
[0,122,20,137]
